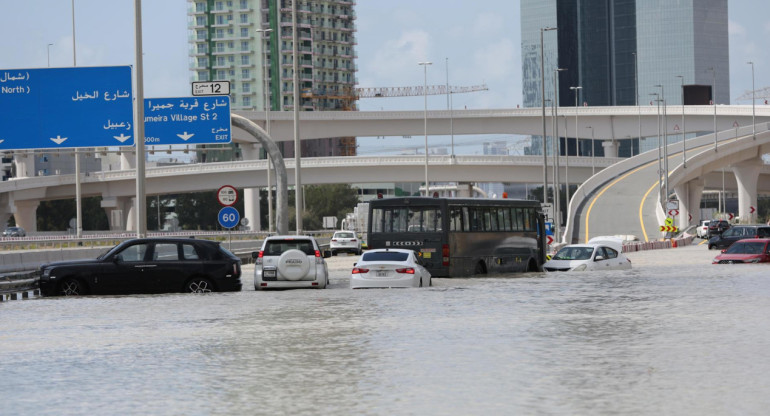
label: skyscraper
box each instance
[187,0,358,158]
[521,0,729,156]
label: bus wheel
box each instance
[474,261,486,275]
[527,259,539,272]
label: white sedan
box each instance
[350,248,431,288]
[543,243,632,272]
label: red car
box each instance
[712,238,770,264]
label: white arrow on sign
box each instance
[177,132,195,141]
[50,135,68,145]
[0,139,4,144]
[113,134,131,143]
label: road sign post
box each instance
[143,96,231,145]
[0,66,133,149]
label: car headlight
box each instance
[572,264,587,271]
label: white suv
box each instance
[696,220,710,238]
[253,236,330,290]
[330,231,362,255]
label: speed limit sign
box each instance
[217,185,238,206]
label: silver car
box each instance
[2,226,26,237]
[253,235,331,290]
[330,231,362,255]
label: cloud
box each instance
[361,30,431,86]
[728,20,746,36]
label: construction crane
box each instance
[735,87,770,103]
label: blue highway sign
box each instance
[218,206,240,229]
[0,66,133,150]
[144,96,231,145]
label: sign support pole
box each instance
[134,0,147,238]
[72,0,83,239]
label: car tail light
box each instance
[351,239,357,242]
[256,251,264,265]
[233,263,240,276]
[395,268,415,274]
[442,244,450,266]
[352,267,369,274]
[315,250,325,264]
[331,239,337,242]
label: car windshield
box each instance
[725,242,767,255]
[335,232,354,238]
[553,246,595,261]
[362,251,409,262]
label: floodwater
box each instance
[2,244,770,415]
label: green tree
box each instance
[36,197,108,231]
[295,184,360,230]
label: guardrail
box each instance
[0,271,39,301]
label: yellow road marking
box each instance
[639,181,659,242]
[584,161,655,243]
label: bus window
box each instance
[490,208,499,231]
[523,209,532,231]
[450,207,463,231]
[372,208,383,233]
[424,208,442,231]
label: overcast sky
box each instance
[1,1,766,154]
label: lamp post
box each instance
[540,26,557,204]
[256,28,273,232]
[569,86,581,207]
[47,43,53,67]
[586,126,595,175]
[552,68,567,241]
[654,84,669,201]
[677,75,686,168]
[709,67,717,151]
[419,61,432,196]
[650,92,662,201]
[446,57,455,159]
[633,52,640,157]
[748,61,756,139]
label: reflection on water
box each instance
[3,263,770,415]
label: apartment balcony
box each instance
[187,5,207,15]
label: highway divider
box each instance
[622,236,694,253]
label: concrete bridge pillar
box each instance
[241,144,262,232]
[601,140,619,158]
[101,196,134,231]
[12,154,35,178]
[13,200,39,233]
[732,157,762,224]
[120,149,135,170]
[674,178,704,230]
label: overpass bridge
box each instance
[2,105,769,236]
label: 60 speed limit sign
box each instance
[217,185,238,206]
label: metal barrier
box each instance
[0,271,39,301]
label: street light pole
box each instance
[650,92,662,201]
[552,68,566,242]
[709,67,717,152]
[47,43,53,67]
[677,75,686,168]
[586,126,595,175]
[633,52,640,156]
[256,28,273,232]
[748,61,756,139]
[446,57,455,159]
[654,84,668,201]
[419,61,432,196]
[569,86,581,208]
[540,27,557,205]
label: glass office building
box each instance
[521,0,729,156]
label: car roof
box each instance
[265,235,316,240]
[122,237,218,245]
[733,238,770,243]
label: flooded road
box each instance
[2,245,770,415]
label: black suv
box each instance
[707,220,731,238]
[708,225,770,250]
[38,238,242,296]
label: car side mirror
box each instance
[595,255,605,261]
[323,250,332,258]
[113,254,123,263]
[251,251,259,259]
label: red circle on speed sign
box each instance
[217,185,238,206]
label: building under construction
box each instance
[188,0,358,157]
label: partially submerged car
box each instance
[712,238,770,264]
[543,237,631,272]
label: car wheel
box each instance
[58,278,86,296]
[186,277,214,293]
[330,250,336,256]
[419,278,423,287]
[474,261,486,275]
[708,244,714,250]
[428,277,432,287]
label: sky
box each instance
[1,0,768,155]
